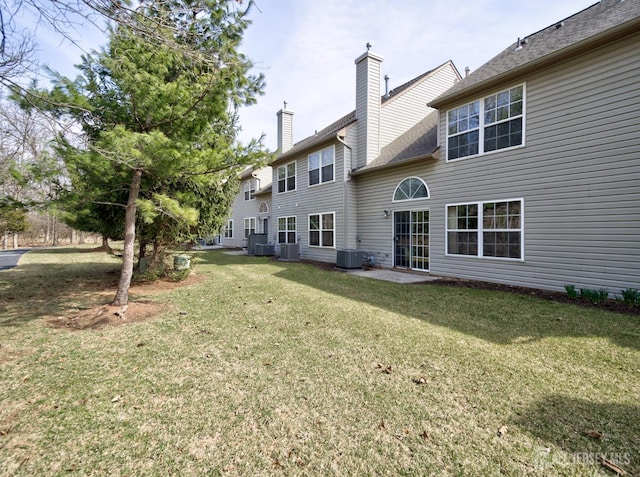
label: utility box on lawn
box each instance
[174,255,191,271]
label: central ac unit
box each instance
[247,233,268,255]
[279,243,299,261]
[255,244,274,256]
[336,249,364,269]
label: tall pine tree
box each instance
[43,0,267,305]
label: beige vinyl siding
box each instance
[355,162,435,269]
[343,124,360,250]
[272,140,348,263]
[256,193,272,237]
[380,63,459,148]
[224,190,255,248]
[278,112,293,153]
[355,53,382,168]
[224,167,272,248]
[351,65,460,266]
[428,31,640,293]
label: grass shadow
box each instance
[193,250,267,266]
[0,257,122,327]
[26,247,99,255]
[213,253,640,351]
[512,395,639,475]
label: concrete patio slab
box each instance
[212,247,436,284]
[344,268,438,284]
[223,250,248,255]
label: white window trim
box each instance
[308,211,336,249]
[277,161,297,194]
[243,217,256,238]
[446,83,526,163]
[244,178,258,201]
[259,201,269,214]
[224,219,233,239]
[308,145,336,188]
[391,208,431,272]
[445,198,524,261]
[392,176,430,203]
[277,215,297,244]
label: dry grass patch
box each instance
[1,248,639,476]
[44,272,205,330]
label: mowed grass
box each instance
[1,248,639,476]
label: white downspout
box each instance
[336,134,353,250]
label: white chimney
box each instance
[276,104,294,153]
[355,45,383,168]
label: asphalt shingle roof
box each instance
[254,184,272,196]
[430,0,640,107]
[270,111,356,165]
[352,111,439,175]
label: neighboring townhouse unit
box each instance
[228,0,639,294]
[269,50,460,262]
[355,0,640,293]
[222,166,272,249]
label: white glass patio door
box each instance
[393,210,429,271]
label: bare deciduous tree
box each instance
[0,0,249,92]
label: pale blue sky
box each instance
[25,0,597,150]
[239,0,597,149]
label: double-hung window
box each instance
[447,102,480,160]
[224,219,233,239]
[277,216,296,244]
[447,85,524,160]
[244,178,258,201]
[244,217,256,238]
[446,199,523,259]
[277,162,296,193]
[308,146,334,186]
[309,212,334,248]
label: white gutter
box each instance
[336,133,353,250]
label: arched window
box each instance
[393,177,429,202]
[259,201,269,214]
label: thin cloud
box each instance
[239,0,595,150]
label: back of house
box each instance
[421,0,640,294]
[226,0,639,296]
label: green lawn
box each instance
[1,248,638,476]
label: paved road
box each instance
[0,249,30,271]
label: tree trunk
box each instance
[45,214,51,244]
[112,168,143,306]
[97,236,112,253]
[52,215,58,246]
[137,240,147,272]
[13,232,18,249]
[2,231,6,250]
[149,238,165,271]
[139,240,147,260]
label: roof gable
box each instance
[270,61,455,165]
[431,0,640,108]
[352,110,439,175]
[269,111,356,166]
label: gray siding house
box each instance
[227,0,639,294]
[356,0,640,293]
[222,166,272,249]
[268,51,460,262]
